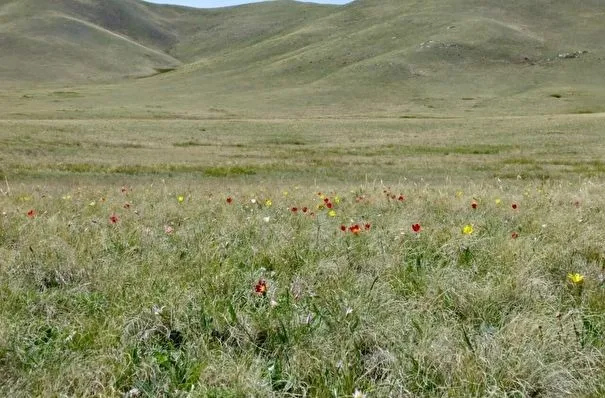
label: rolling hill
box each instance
[1,0,604,117]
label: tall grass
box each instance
[1,179,604,396]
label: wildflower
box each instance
[328,210,337,217]
[109,214,119,224]
[398,195,405,201]
[177,195,184,203]
[291,207,298,213]
[353,389,367,398]
[226,197,233,204]
[263,216,271,223]
[270,299,278,308]
[471,200,478,209]
[250,198,257,204]
[121,186,128,193]
[511,232,519,239]
[27,209,37,218]
[324,198,330,204]
[512,203,518,210]
[334,196,341,204]
[364,223,371,230]
[62,195,72,200]
[89,201,96,207]
[264,199,272,207]
[456,191,463,198]
[349,224,361,235]
[282,191,288,197]
[462,224,474,235]
[255,279,268,296]
[495,198,502,205]
[326,202,333,209]
[412,223,422,233]
[317,204,325,210]
[302,207,308,213]
[123,202,131,209]
[567,273,584,285]
[164,225,174,234]
[340,225,347,232]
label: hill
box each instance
[1,0,604,117]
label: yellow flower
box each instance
[334,196,341,204]
[264,199,272,207]
[282,191,288,197]
[177,195,184,203]
[328,210,336,217]
[89,201,96,207]
[495,198,502,205]
[462,224,474,235]
[317,204,325,210]
[62,195,72,200]
[567,273,584,285]
[455,191,463,198]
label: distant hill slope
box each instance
[1,0,604,116]
[0,0,338,85]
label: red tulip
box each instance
[255,280,267,297]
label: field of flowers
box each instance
[1,178,604,396]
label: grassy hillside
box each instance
[3,2,605,396]
[0,0,604,116]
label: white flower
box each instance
[125,388,141,398]
[152,305,165,316]
[353,389,367,398]
[251,198,257,204]
[263,216,271,223]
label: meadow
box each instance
[1,114,605,397]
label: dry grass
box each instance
[1,114,605,396]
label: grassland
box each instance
[1,113,605,397]
[2,0,605,396]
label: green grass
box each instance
[1,113,605,396]
[1,178,605,396]
[1,1,605,395]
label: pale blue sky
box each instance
[145,0,352,8]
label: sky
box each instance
[145,0,352,8]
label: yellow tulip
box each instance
[462,224,474,235]
[567,273,584,285]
